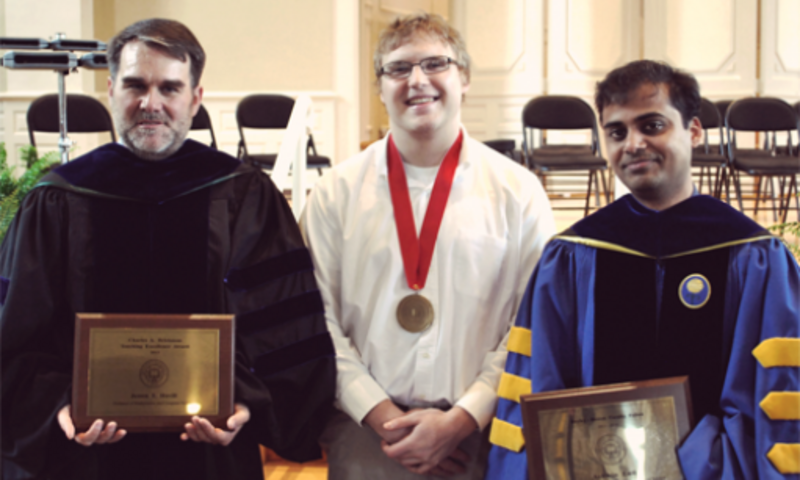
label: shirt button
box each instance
[421,352,430,359]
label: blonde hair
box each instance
[373,12,471,83]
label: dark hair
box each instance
[108,19,205,88]
[595,60,700,127]
[374,12,471,84]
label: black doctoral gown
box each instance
[0,140,335,480]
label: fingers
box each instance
[383,409,426,431]
[449,447,471,465]
[434,456,467,476]
[227,403,250,431]
[57,405,75,440]
[181,416,240,446]
[74,420,124,446]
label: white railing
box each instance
[269,94,312,219]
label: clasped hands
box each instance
[364,399,478,477]
[57,403,250,447]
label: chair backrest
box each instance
[698,98,721,129]
[726,97,799,157]
[521,95,600,158]
[714,100,733,123]
[27,93,116,146]
[237,94,294,130]
[697,97,724,155]
[190,104,217,149]
[522,95,597,130]
[726,97,798,132]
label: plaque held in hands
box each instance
[520,376,694,480]
[72,313,234,433]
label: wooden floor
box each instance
[265,187,798,479]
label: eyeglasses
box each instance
[379,56,458,80]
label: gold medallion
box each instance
[396,294,434,333]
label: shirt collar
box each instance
[375,124,471,178]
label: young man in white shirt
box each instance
[302,13,555,479]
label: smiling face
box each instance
[602,83,702,210]
[108,41,203,160]
[378,36,469,140]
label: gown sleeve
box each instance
[485,240,595,479]
[677,239,800,479]
[221,170,336,462]
[0,187,77,477]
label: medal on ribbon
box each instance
[387,132,463,333]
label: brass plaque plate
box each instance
[396,294,434,332]
[520,376,693,480]
[538,397,681,479]
[72,313,234,432]
[87,328,219,417]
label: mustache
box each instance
[622,154,661,166]
[132,112,169,123]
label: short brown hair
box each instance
[108,18,205,88]
[595,60,700,128]
[373,12,471,83]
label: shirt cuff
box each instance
[455,380,498,431]
[337,373,390,425]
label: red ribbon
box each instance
[387,132,463,291]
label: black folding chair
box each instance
[236,94,331,174]
[692,98,728,198]
[27,93,116,149]
[483,138,523,164]
[521,95,610,216]
[725,97,800,222]
[189,104,217,149]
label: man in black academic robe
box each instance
[0,19,334,480]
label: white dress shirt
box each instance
[301,129,555,430]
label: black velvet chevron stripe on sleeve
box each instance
[0,276,8,306]
[237,291,325,335]
[224,248,314,292]
[252,332,335,378]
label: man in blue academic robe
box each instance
[0,19,334,480]
[486,60,800,479]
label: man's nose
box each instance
[139,88,164,112]
[623,130,646,154]
[407,64,430,87]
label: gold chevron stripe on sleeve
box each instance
[507,327,531,357]
[489,417,525,453]
[767,443,800,474]
[760,392,800,420]
[752,338,800,368]
[554,235,652,258]
[497,372,532,403]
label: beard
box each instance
[116,111,191,161]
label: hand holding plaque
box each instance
[519,377,694,480]
[72,313,235,433]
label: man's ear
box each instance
[689,116,703,148]
[107,76,114,99]
[190,85,204,117]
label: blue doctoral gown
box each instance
[485,194,800,479]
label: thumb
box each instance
[228,403,250,430]
[383,411,422,431]
[57,405,75,440]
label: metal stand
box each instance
[57,68,73,164]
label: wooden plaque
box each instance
[72,313,234,433]
[520,376,694,480]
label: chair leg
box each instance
[779,176,790,223]
[733,169,744,211]
[584,171,593,217]
[770,176,779,223]
[600,170,610,204]
[753,176,763,216]
[594,171,601,207]
[794,175,800,222]
[698,166,706,194]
